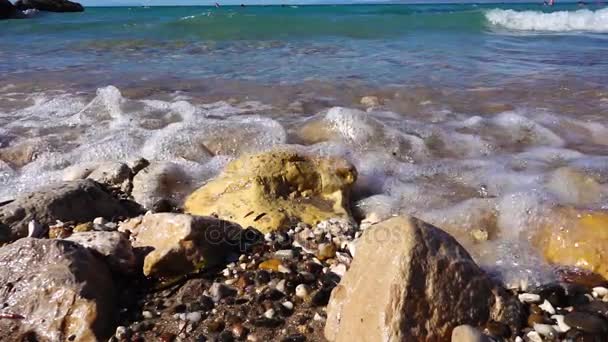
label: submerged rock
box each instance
[325,216,522,341]
[0,238,115,341]
[14,0,83,12]
[184,150,357,233]
[536,208,608,280]
[0,179,141,243]
[118,213,241,277]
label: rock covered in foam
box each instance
[118,213,241,277]
[0,179,141,243]
[183,150,357,233]
[131,161,193,210]
[325,216,522,341]
[0,238,115,341]
[535,208,608,279]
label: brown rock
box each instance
[0,179,141,243]
[118,213,241,277]
[0,238,115,341]
[325,216,521,341]
[63,231,136,274]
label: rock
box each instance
[118,213,241,277]
[563,311,608,334]
[325,216,522,341]
[131,162,192,210]
[209,282,237,303]
[451,325,490,342]
[14,0,83,12]
[63,231,136,274]
[546,167,602,205]
[0,238,115,341]
[535,208,608,279]
[360,96,380,108]
[0,0,24,19]
[0,179,140,243]
[184,150,357,233]
[64,162,133,193]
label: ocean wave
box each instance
[485,8,608,32]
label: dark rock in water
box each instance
[0,179,141,243]
[0,238,116,341]
[14,0,83,12]
[0,0,24,19]
[532,283,568,308]
[564,311,608,334]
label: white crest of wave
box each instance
[485,8,608,32]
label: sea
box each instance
[1,3,608,285]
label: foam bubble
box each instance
[486,8,608,32]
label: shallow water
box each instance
[1,3,608,286]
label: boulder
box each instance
[118,213,242,277]
[0,179,141,243]
[0,0,23,19]
[0,238,115,341]
[64,161,134,194]
[63,231,136,274]
[14,0,83,12]
[535,208,608,280]
[184,150,357,233]
[325,216,521,341]
[131,161,192,210]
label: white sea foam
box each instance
[486,8,608,32]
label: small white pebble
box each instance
[239,254,246,261]
[278,264,291,273]
[282,301,294,310]
[222,269,231,277]
[93,217,107,225]
[518,293,541,304]
[186,311,202,323]
[313,313,324,321]
[115,326,127,338]
[330,264,347,277]
[593,286,608,297]
[177,313,186,321]
[225,278,237,285]
[274,249,294,259]
[539,299,556,315]
[514,337,523,342]
[295,284,310,298]
[142,310,154,319]
[263,308,275,319]
[551,314,571,333]
[264,233,273,242]
[533,323,557,338]
[240,263,247,270]
[276,279,286,293]
[526,330,543,342]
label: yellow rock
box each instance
[258,259,282,272]
[183,150,357,233]
[536,208,608,279]
[73,222,94,233]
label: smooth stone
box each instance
[533,323,557,338]
[209,283,237,303]
[539,300,556,315]
[518,293,541,304]
[551,314,571,333]
[564,311,608,334]
[451,325,490,342]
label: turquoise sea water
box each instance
[2,3,608,86]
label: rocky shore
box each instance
[0,0,82,19]
[0,149,607,341]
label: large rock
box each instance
[131,161,192,210]
[0,0,23,19]
[184,150,357,233]
[14,0,83,12]
[0,179,141,243]
[325,216,521,341]
[63,231,136,275]
[0,238,115,341]
[118,213,241,277]
[535,208,608,280]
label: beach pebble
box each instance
[295,284,310,299]
[533,323,557,338]
[275,249,294,259]
[186,311,202,323]
[593,286,608,297]
[282,301,294,311]
[518,293,541,304]
[564,311,608,334]
[551,314,571,333]
[525,331,543,342]
[142,310,154,319]
[264,308,275,319]
[451,324,490,342]
[539,299,556,315]
[209,282,237,303]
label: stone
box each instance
[325,216,522,341]
[360,96,380,108]
[184,150,357,233]
[118,213,241,277]
[451,325,490,342]
[0,238,115,341]
[64,162,133,193]
[0,0,24,19]
[131,162,192,210]
[546,167,602,205]
[209,282,237,303]
[564,311,608,334]
[14,0,83,12]
[63,231,136,274]
[535,208,608,279]
[0,179,140,243]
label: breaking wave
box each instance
[485,8,608,32]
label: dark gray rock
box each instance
[0,238,116,341]
[0,0,24,19]
[0,179,142,243]
[14,0,83,12]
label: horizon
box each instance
[76,1,588,7]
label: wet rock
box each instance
[564,311,608,334]
[131,162,193,210]
[325,216,522,341]
[451,325,490,342]
[0,0,24,19]
[64,161,133,193]
[546,167,602,205]
[0,238,115,341]
[536,208,608,279]
[0,179,140,243]
[63,231,136,274]
[184,150,357,233]
[14,0,84,12]
[118,213,241,277]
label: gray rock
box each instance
[14,0,83,12]
[451,325,491,342]
[63,231,136,274]
[0,179,141,243]
[131,162,192,210]
[0,238,116,341]
[0,0,24,19]
[209,282,237,303]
